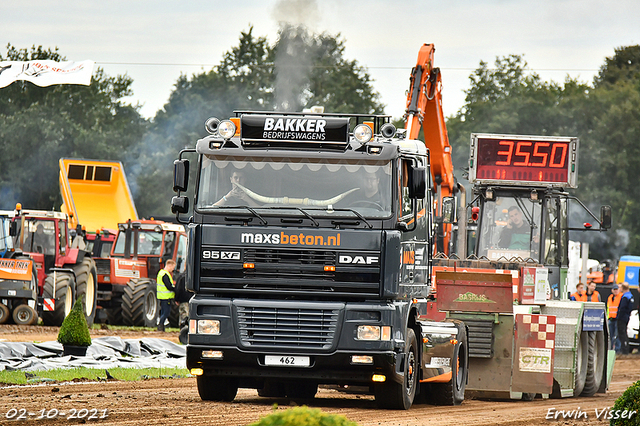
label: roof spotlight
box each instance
[354,124,373,143]
[218,120,237,139]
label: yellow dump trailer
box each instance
[59,158,138,232]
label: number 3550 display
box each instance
[469,133,578,188]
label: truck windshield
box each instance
[196,156,393,218]
[476,195,542,262]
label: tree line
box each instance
[1,29,638,259]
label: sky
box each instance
[3,0,639,120]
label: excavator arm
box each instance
[405,44,459,255]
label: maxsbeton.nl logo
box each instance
[240,232,341,246]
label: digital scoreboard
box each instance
[468,133,578,188]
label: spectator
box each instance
[607,284,622,352]
[571,283,586,301]
[617,282,635,355]
[585,282,601,302]
[156,260,176,332]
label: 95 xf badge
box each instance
[202,250,241,261]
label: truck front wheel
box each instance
[375,327,418,409]
[430,325,468,405]
[196,375,238,401]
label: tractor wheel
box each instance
[122,278,158,327]
[105,298,123,325]
[0,303,10,324]
[73,257,98,327]
[12,304,38,325]
[42,273,75,326]
[169,301,180,328]
[375,327,418,409]
[573,331,589,397]
[581,330,605,396]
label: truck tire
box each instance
[375,327,418,409]
[285,381,318,400]
[178,325,188,345]
[196,375,238,401]
[42,273,75,326]
[430,325,468,406]
[12,304,38,325]
[0,304,9,324]
[573,331,589,396]
[257,380,286,397]
[122,279,158,327]
[73,257,98,327]
[581,330,605,396]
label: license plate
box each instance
[264,355,310,367]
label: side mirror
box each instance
[441,196,456,224]
[600,205,612,230]
[408,166,426,199]
[173,159,189,193]
[9,220,17,237]
[171,196,189,214]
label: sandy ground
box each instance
[0,325,639,426]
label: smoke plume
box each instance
[271,0,319,111]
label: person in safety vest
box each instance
[586,282,601,302]
[157,259,176,332]
[607,284,622,353]
[570,283,586,301]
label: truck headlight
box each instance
[357,325,391,341]
[196,319,220,335]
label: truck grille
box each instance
[200,248,380,297]
[236,304,341,350]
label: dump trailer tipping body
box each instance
[57,158,188,326]
[172,111,469,409]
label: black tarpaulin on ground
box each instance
[0,337,186,372]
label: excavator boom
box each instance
[405,44,459,255]
[405,43,455,197]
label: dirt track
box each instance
[1,325,639,425]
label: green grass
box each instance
[0,366,190,385]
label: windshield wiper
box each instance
[264,206,320,227]
[222,205,268,226]
[328,208,373,229]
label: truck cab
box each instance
[173,111,468,409]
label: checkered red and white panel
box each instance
[517,314,556,349]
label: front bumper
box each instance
[187,345,402,386]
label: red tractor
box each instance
[10,205,98,326]
[99,219,187,327]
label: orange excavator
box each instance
[404,43,463,255]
